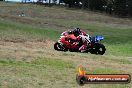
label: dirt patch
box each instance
[0,40,55,61]
[0,40,54,49]
[0,14,42,26]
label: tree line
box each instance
[63,0,132,17]
[1,0,132,17]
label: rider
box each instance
[72,28,91,52]
[62,28,91,52]
[79,35,91,52]
[61,28,87,37]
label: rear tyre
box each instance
[54,42,68,51]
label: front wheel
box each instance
[97,44,106,55]
[90,43,106,55]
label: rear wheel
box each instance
[54,42,68,51]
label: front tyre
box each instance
[90,43,106,55]
[96,44,106,55]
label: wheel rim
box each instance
[56,43,66,51]
[56,44,61,50]
[97,47,105,55]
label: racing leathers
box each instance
[61,30,90,52]
[77,35,91,52]
[61,30,87,36]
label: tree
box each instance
[104,0,114,14]
[63,0,77,8]
[113,0,128,16]
[127,0,132,16]
[88,0,106,11]
[81,0,88,9]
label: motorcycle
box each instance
[54,35,106,55]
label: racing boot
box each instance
[79,45,87,53]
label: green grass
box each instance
[0,57,130,88]
[0,58,76,88]
[0,20,60,41]
[31,57,74,69]
[0,57,74,69]
[0,58,130,88]
[106,42,132,56]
